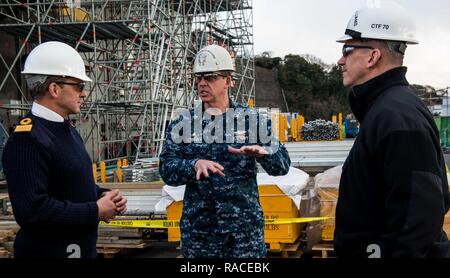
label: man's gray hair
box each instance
[25,74,59,99]
[386,40,407,55]
[25,75,47,90]
[384,40,406,65]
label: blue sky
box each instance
[253,0,450,89]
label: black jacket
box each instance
[334,67,450,258]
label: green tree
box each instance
[255,51,282,69]
[276,54,350,120]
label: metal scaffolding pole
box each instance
[0,0,255,164]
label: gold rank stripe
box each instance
[14,124,32,132]
[100,217,333,229]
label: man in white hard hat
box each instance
[334,3,450,258]
[2,41,127,258]
[159,44,290,258]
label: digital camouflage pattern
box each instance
[159,100,291,258]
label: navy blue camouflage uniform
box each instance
[159,100,291,258]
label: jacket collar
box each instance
[349,66,409,122]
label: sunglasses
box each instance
[55,81,86,92]
[342,44,374,57]
[195,73,227,83]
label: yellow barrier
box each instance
[271,112,280,141]
[165,185,329,246]
[248,98,254,108]
[117,160,123,183]
[279,115,287,143]
[331,115,337,123]
[100,217,332,229]
[100,161,106,183]
[92,163,97,182]
[297,115,304,141]
[290,117,298,141]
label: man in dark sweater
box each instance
[334,4,450,257]
[2,41,127,258]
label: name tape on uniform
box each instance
[100,217,333,229]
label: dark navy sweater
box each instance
[2,113,107,258]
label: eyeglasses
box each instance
[195,73,227,83]
[342,44,374,57]
[55,82,85,92]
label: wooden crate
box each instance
[0,221,19,258]
[266,239,303,258]
[0,247,10,258]
[444,187,450,236]
[317,187,450,241]
[167,185,303,250]
[318,188,338,241]
[96,226,151,257]
[312,243,335,258]
[444,211,450,237]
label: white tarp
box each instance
[155,167,310,212]
[257,167,309,209]
[315,165,450,189]
[314,164,343,189]
[154,185,185,212]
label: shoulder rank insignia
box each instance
[14,117,33,133]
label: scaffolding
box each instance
[0,0,254,163]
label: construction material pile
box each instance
[0,193,16,258]
[97,225,152,258]
[122,162,160,183]
[315,165,341,242]
[301,119,339,141]
[95,182,166,257]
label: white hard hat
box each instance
[337,3,418,44]
[193,44,235,74]
[22,41,92,82]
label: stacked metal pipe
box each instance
[122,163,161,183]
[301,119,339,141]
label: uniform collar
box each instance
[349,66,409,122]
[31,102,65,122]
[200,98,239,112]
